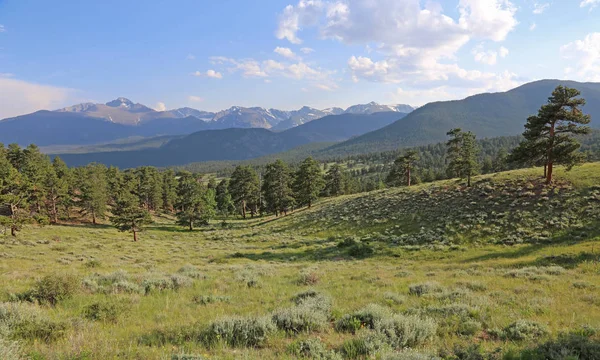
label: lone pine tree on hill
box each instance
[446,128,479,187]
[262,159,294,216]
[110,183,153,242]
[510,85,591,184]
[175,172,216,230]
[386,150,419,187]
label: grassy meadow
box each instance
[1,164,600,359]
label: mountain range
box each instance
[0,98,414,147]
[53,112,407,168]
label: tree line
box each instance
[0,85,592,239]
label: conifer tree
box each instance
[229,165,260,218]
[293,157,324,208]
[324,164,345,197]
[510,85,591,184]
[446,128,479,187]
[216,179,235,217]
[44,157,70,224]
[110,183,153,242]
[21,144,52,216]
[386,150,419,187]
[262,160,294,216]
[134,167,163,211]
[161,169,178,213]
[0,152,29,236]
[78,163,108,225]
[175,172,216,230]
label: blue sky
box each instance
[0,0,599,118]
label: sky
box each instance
[0,0,599,118]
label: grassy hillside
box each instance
[1,164,600,359]
[328,80,600,154]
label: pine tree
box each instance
[175,172,216,230]
[134,167,163,211]
[216,179,235,217]
[324,164,345,197]
[446,129,479,187]
[386,150,419,187]
[510,85,591,184]
[110,183,153,242]
[161,169,178,213]
[0,152,30,236]
[21,144,52,216]
[293,157,324,208]
[78,163,108,225]
[262,160,294,216]
[44,157,70,224]
[229,166,260,218]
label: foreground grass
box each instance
[1,164,600,359]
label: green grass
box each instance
[1,164,600,359]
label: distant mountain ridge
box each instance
[0,98,414,146]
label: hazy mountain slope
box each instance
[327,80,600,154]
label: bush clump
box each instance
[82,299,130,323]
[288,338,342,359]
[408,282,443,296]
[177,265,207,280]
[374,314,438,348]
[0,302,68,343]
[381,350,441,360]
[335,304,393,334]
[273,293,332,334]
[347,243,375,258]
[191,295,231,306]
[0,338,24,360]
[297,269,320,285]
[501,320,549,341]
[509,332,600,360]
[14,274,79,306]
[201,316,275,348]
[340,333,388,358]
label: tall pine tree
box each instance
[386,150,419,187]
[446,129,479,187]
[229,166,260,218]
[293,157,325,208]
[262,160,294,216]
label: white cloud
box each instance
[274,47,297,59]
[472,47,498,65]
[188,96,204,103]
[154,102,167,111]
[186,54,196,60]
[529,23,537,31]
[193,69,223,79]
[276,0,518,97]
[533,2,549,14]
[0,25,5,33]
[300,47,315,54]
[580,0,600,9]
[315,83,338,91]
[499,46,509,58]
[560,32,600,81]
[0,76,76,119]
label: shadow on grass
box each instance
[57,222,113,230]
[461,222,600,266]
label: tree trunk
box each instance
[546,122,555,184]
[308,199,312,208]
[543,164,547,178]
[92,210,97,225]
[11,226,17,237]
[133,230,138,242]
[189,221,193,231]
[241,200,246,219]
[407,165,411,187]
[467,173,472,187]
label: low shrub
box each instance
[457,319,482,336]
[348,243,375,258]
[273,293,332,334]
[501,320,549,341]
[297,269,320,285]
[201,316,275,348]
[509,332,600,360]
[288,338,342,359]
[14,273,79,306]
[340,333,388,359]
[335,304,392,333]
[381,350,441,360]
[82,299,130,323]
[0,338,23,360]
[0,302,68,343]
[177,265,207,279]
[374,314,438,348]
[383,292,406,305]
[191,295,231,306]
[171,355,205,360]
[408,282,443,296]
[235,269,261,288]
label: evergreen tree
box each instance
[262,160,294,216]
[386,150,419,187]
[110,183,153,242]
[78,163,108,225]
[446,128,479,187]
[175,172,216,230]
[0,153,29,236]
[229,165,260,218]
[510,86,591,184]
[106,166,123,207]
[6,143,24,171]
[44,157,70,224]
[324,164,345,197]
[216,179,235,217]
[161,169,178,213]
[21,144,52,216]
[293,157,324,208]
[134,167,163,211]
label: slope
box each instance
[327,80,600,155]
